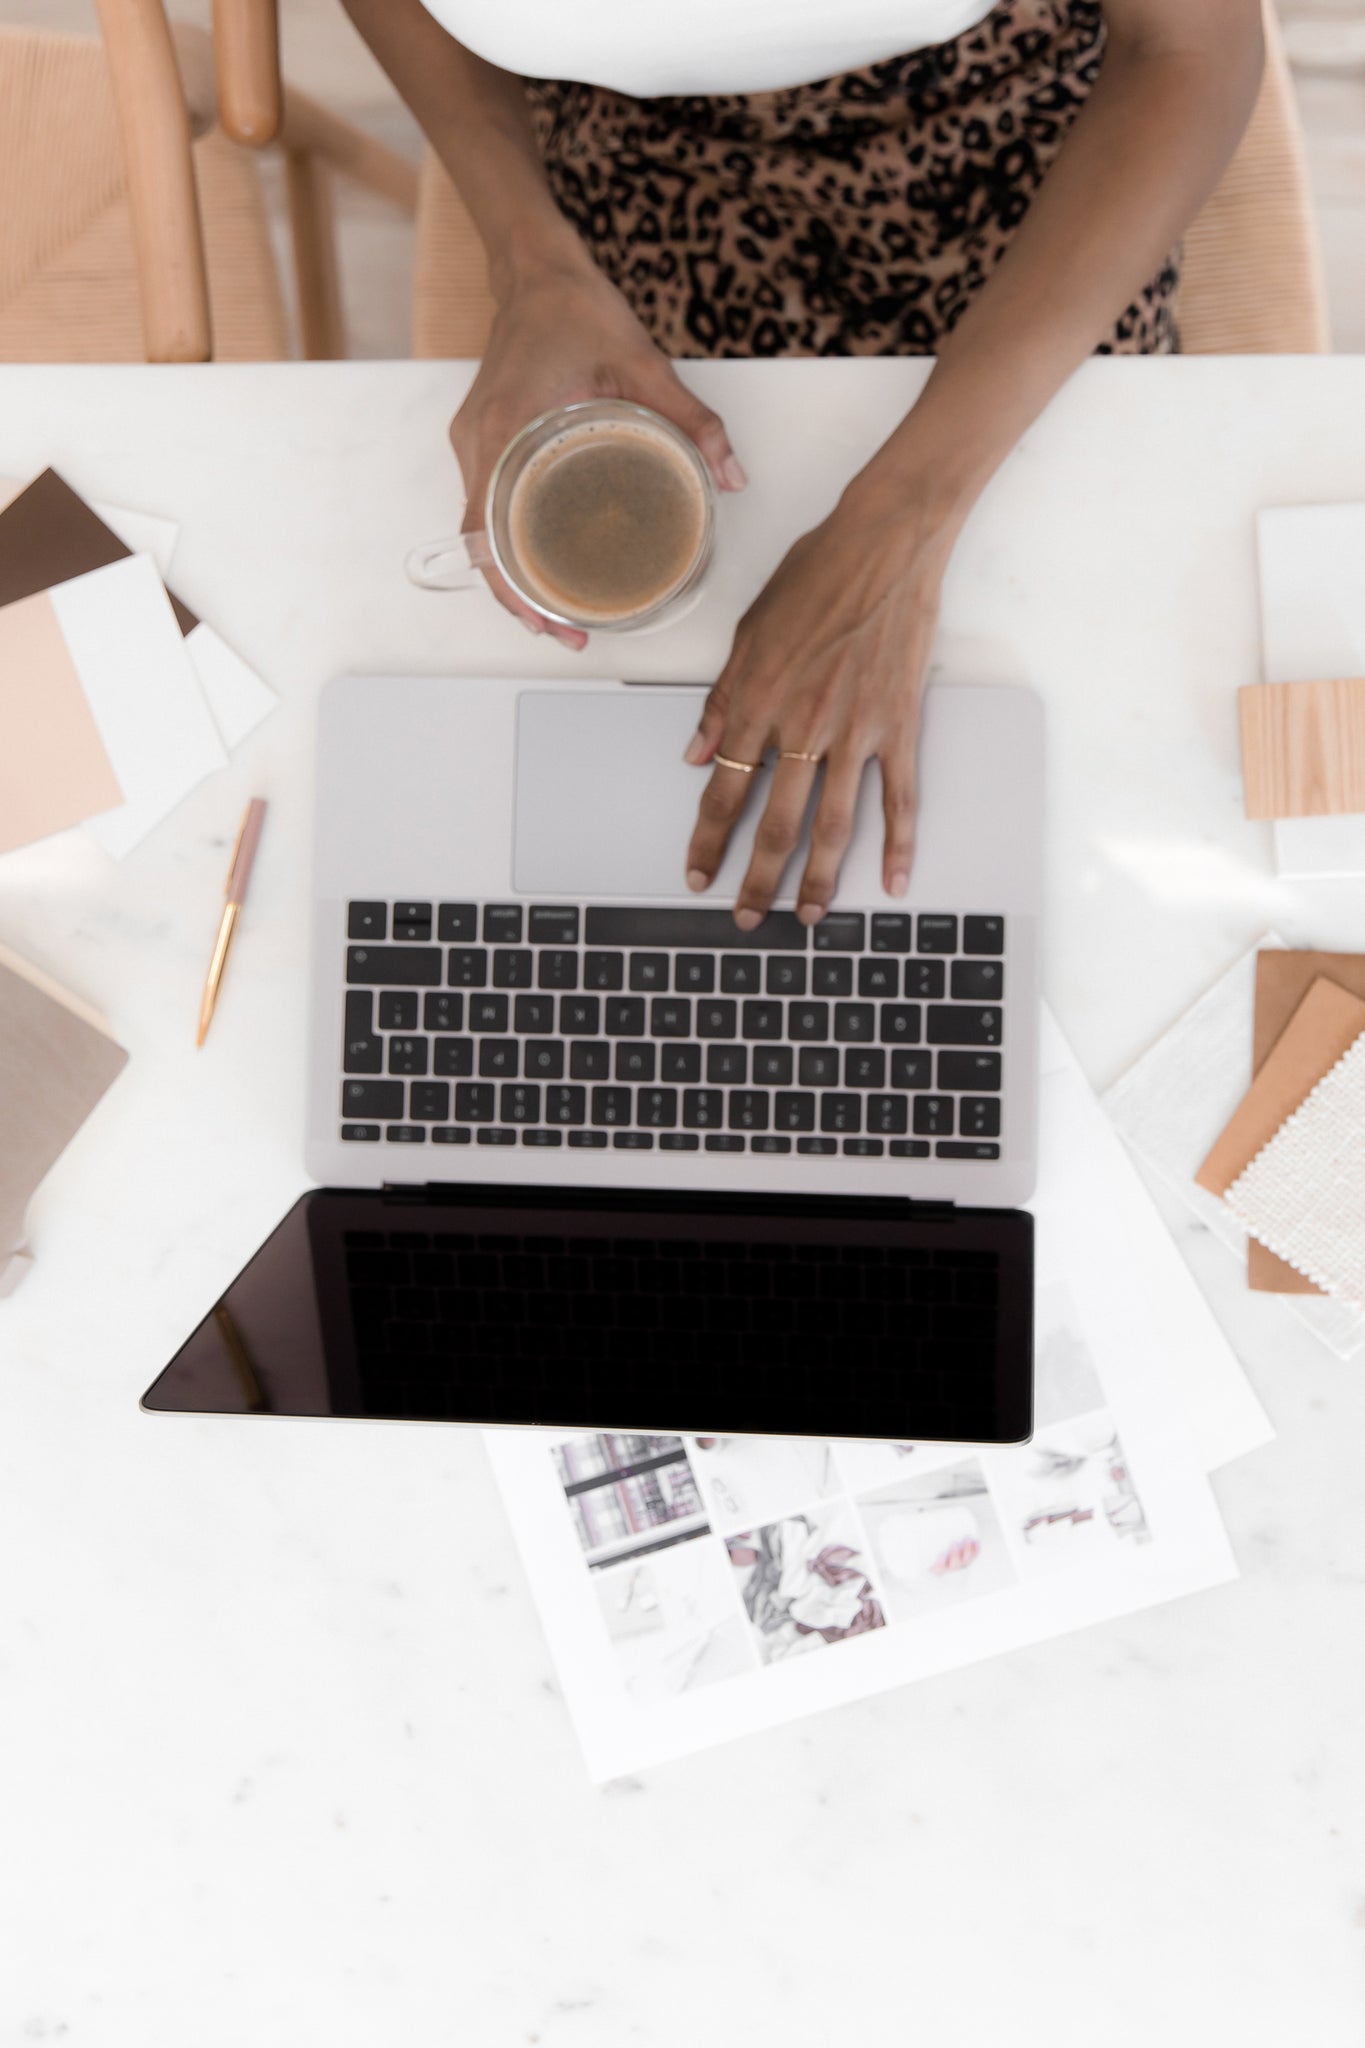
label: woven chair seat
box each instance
[0,25,287,363]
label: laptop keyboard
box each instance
[338,901,1007,1161]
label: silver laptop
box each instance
[306,676,1042,1208]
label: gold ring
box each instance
[714,752,759,774]
[779,749,824,764]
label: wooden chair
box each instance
[0,0,417,364]
[409,0,1331,358]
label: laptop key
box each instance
[437,903,477,942]
[638,1088,678,1127]
[615,1132,655,1149]
[529,906,579,945]
[706,1045,747,1085]
[469,994,508,1032]
[951,959,1005,1000]
[447,947,488,987]
[393,906,432,941]
[454,1082,495,1121]
[704,1135,744,1152]
[905,959,945,999]
[697,1000,738,1038]
[961,1096,1002,1136]
[775,1091,816,1131]
[729,1090,770,1131]
[843,1138,884,1156]
[937,1141,1001,1159]
[963,916,1005,955]
[891,1049,933,1089]
[500,1083,541,1124]
[522,1129,563,1146]
[343,991,382,1074]
[812,957,853,996]
[913,1094,955,1135]
[739,1000,781,1040]
[493,948,534,989]
[797,1136,837,1155]
[410,1082,450,1120]
[433,1036,474,1077]
[813,913,864,951]
[844,1049,885,1088]
[524,1040,565,1080]
[660,1133,700,1150]
[569,1130,608,1148]
[789,1001,830,1041]
[591,1086,632,1126]
[870,913,912,953]
[605,997,646,1036]
[537,950,579,990]
[720,956,761,993]
[584,950,625,990]
[348,945,442,986]
[615,1043,656,1083]
[546,1085,586,1124]
[385,1124,426,1142]
[477,1128,518,1146]
[676,954,715,993]
[821,1093,861,1134]
[833,1003,875,1043]
[569,1042,610,1080]
[753,1047,793,1086]
[879,1004,921,1043]
[651,997,691,1037]
[585,906,805,950]
[388,1037,429,1076]
[629,952,669,991]
[938,1050,1002,1090]
[661,1043,702,1084]
[766,956,806,996]
[683,1089,724,1129]
[868,1094,908,1134]
[514,994,554,1033]
[559,995,600,1034]
[857,959,898,998]
[751,1134,791,1153]
[424,991,462,1032]
[917,915,958,953]
[378,987,417,1024]
[890,1139,931,1158]
[798,1047,839,1088]
[927,1005,1002,1047]
[478,1039,518,1078]
[341,1122,381,1141]
[347,902,386,941]
[482,905,523,944]
[432,1125,471,1144]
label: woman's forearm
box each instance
[340,0,592,298]
[856,1,1265,534]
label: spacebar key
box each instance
[584,907,807,950]
[346,944,443,985]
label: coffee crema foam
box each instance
[506,419,708,624]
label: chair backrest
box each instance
[411,0,1330,360]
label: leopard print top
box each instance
[524,0,1179,357]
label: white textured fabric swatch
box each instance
[1225,1032,1365,1307]
[1103,936,1365,1358]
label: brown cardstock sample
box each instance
[1246,952,1365,1292]
[0,588,124,853]
[0,466,198,636]
[1197,971,1365,1196]
[1238,677,1365,820]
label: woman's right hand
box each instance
[449,259,747,645]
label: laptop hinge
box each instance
[381,1181,957,1217]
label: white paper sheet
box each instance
[1257,501,1365,879]
[485,1033,1244,1781]
[49,555,227,858]
[185,622,278,752]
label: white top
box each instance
[417,0,996,97]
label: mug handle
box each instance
[405,531,495,591]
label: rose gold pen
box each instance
[196,797,267,1047]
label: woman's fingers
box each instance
[794,747,865,925]
[880,725,920,897]
[733,757,821,928]
[684,706,772,898]
[646,367,747,493]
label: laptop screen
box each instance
[141,1187,1033,1444]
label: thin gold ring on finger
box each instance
[779,749,824,764]
[714,752,759,774]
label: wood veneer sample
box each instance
[1248,952,1365,1293]
[1238,677,1365,820]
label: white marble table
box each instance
[1,359,1363,2046]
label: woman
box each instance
[344,0,1262,925]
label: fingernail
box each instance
[683,729,708,765]
[734,907,762,932]
[889,870,909,898]
[686,868,710,893]
[520,614,544,636]
[719,454,748,492]
[797,902,824,925]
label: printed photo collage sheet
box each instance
[483,1011,1270,1780]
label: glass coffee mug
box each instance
[405,398,716,634]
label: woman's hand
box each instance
[450,261,746,646]
[683,477,953,923]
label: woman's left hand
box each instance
[682,478,953,927]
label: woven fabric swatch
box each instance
[1225,1031,1365,1307]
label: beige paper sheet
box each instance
[0,587,123,853]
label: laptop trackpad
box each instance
[513,687,821,900]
